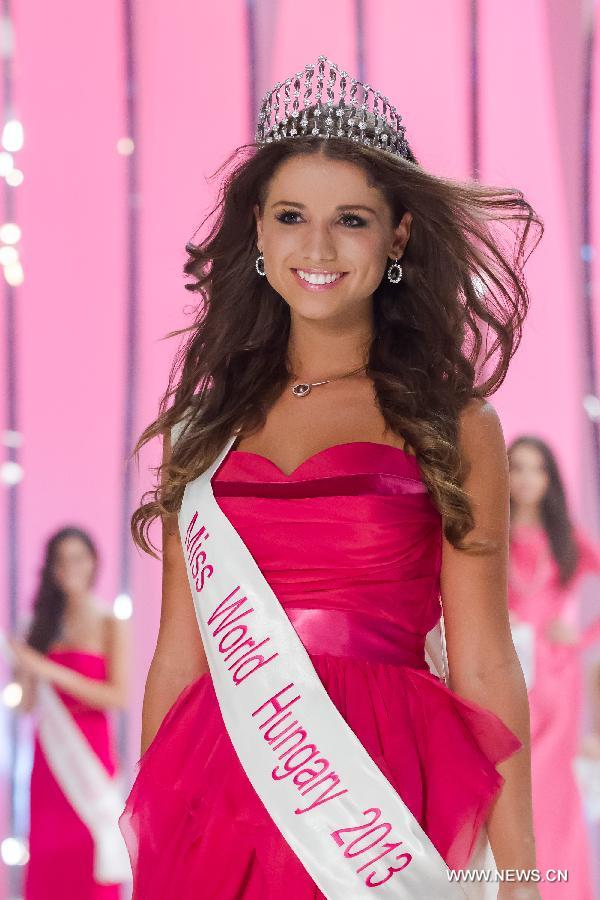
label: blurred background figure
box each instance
[8,527,129,899]
[507,437,600,899]
[574,659,600,826]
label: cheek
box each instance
[264,227,296,256]
[348,236,389,279]
[80,559,95,577]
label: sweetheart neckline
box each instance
[229,440,418,479]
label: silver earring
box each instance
[387,257,403,284]
[255,252,266,276]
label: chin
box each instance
[290,295,348,316]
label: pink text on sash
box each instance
[183,509,415,889]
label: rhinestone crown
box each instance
[255,54,410,161]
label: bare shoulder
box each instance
[458,397,506,452]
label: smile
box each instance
[292,269,348,291]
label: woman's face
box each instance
[52,536,96,597]
[254,153,412,324]
[509,444,549,509]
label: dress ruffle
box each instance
[119,655,521,899]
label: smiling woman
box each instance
[120,54,545,900]
[256,160,411,313]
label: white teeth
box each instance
[296,269,343,285]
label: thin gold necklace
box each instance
[290,364,367,398]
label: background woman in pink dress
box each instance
[10,525,129,900]
[507,436,600,898]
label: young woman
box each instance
[120,55,544,899]
[508,436,600,900]
[10,526,129,900]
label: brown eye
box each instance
[275,211,301,224]
[339,214,367,228]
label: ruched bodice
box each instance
[212,442,443,672]
[120,440,523,900]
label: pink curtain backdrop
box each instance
[1,1,599,896]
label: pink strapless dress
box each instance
[25,650,121,899]
[119,442,523,899]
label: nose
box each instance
[301,222,338,264]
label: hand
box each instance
[8,638,49,678]
[544,618,579,645]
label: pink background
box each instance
[1,0,600,895]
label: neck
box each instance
[511,504,543,527]
[286,311,373,381]
[63,590,94,615]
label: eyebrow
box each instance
[271,200,378,216]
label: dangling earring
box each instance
[255,252,266,276]
[387,257,403,284]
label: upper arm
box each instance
[440,398,514,685]
[574,527,600,576]
[104,613,129,706]
[17,670,38,714]
[153,428,208,679]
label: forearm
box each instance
[140,655,204,757]
[14,668,37,713]
[450,653,536,873]
[42,658,126,711]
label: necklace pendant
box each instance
[291,382,312,398]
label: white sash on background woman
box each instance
[0,632,131,884]
[509,620,535,690]
[173,416,503,898]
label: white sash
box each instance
[175,421,472,898]
[509,621,535,690]
[0,633,131,884]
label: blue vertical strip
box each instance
[355,0,366,84]
[119,0,139,765]
[469,0,480,181]
[581,10,600,507]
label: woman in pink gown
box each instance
[121,443,524,897]
[507,436,600,898]
[11,526,128,900]
[121,54,544,898]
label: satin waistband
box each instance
[285,608,428,670]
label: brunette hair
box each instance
[130,107,544,558]
[25,526,99,653]
[508,436,579,585]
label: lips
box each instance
[291,268,348,292]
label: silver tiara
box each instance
[255,54,410,161]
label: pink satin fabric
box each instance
[119,442,522,899]
[25,650,121,900]
[285,607,429,669]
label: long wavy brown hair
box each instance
[130,107,544,559]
